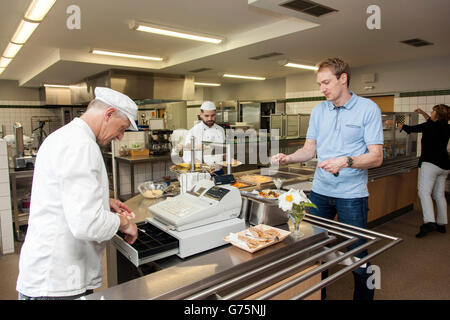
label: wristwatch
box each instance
[347,156,353,168]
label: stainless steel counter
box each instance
[88,187,402,300]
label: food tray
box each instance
[223,224,291,253]
[245,189,286,200]
[236,174,273,185]
[169,163,212,174]
[220,160,242,167]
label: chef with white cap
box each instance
[183,101,225,174]
[17,87,138,300]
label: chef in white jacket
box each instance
[16,87,138,300]
[183,101,225,174]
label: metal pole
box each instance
[186,236,337,300]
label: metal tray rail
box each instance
[183,213,401,300]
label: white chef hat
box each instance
[200,101,216,111]
[94,87,138,131]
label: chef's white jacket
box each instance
[16,118,120,297]
[182,121,225,165]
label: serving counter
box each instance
[89,164,403,300]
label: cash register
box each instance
[147,179,245,258]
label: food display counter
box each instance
[86,165,402,300]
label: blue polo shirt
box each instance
[306,92,383,198]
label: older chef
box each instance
[17,87,138,300]
[183,101,225,174]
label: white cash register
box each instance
[147,179,245,258]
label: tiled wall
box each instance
[0,139,14,254]
[0,105,62,137]
[113,131,177,195]
[393,94,450,122]
[285,90,325,115]
[118,160,177,195]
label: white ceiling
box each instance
[1,0,449,88]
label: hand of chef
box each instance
[118,214,138,244]
[110,198,135,219]
[271,153,290,165]
[317,157,347,175]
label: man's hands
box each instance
[317,157,348,175]
[111,198,137,244]
[271,153,291,165]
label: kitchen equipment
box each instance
[148,129,173,155]
[270,114,310,138]
[144,179,245,258]
[149,179,242,231]
[113,221,179,267]
[240,102,261,130]
[240,191,289,226]
[13,123,36,170]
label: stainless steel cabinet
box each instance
[382,112,419,160]
[270,114,310,139]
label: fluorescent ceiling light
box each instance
[44,84,72,88]
[11,20,39,44]
[0,57,13,68]
[3,42,23,58]
[92,49,163,61]
[194,82,221,87]
[284,62,318,71]
[134,22,223,44]
[25,0,57,21]
[223,74,266,80]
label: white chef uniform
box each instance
[183,121,225,165]
[16,117,120,297]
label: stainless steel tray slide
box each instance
[167,215,402,300]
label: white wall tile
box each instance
[0,196,11,211]
[435,95,445,104]
[418,96,427,104]
[0,209,14,254]
[426,96,435,104]
[444,95,450,104]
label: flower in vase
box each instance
[278,189,317,222]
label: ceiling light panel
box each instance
[44,84,72,88]
[194,82,221,87]
[284,62,318,70]
[3,43,23,58]
[223,74,266,80]
[0,57,13,68]
[25,0,57,21]
[133,22,223,44]
[11,20,39,44]
[92,49,163,61]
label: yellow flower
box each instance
[286,194,293,202]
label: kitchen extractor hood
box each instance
[41,69,195,105]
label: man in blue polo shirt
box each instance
[272,58,383,300]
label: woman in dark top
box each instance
[399,104,450,238]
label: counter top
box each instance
[86,192,328,300]
[103,152,172,163]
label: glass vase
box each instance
[289,209,305,239]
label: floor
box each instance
[1,202,448,300]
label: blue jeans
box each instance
[309,191,374,300]
[308,190,369,259]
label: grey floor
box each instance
[1,203,449,300]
